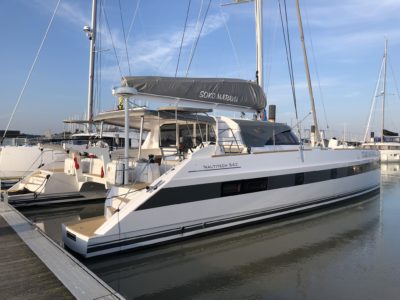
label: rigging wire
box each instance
[101,3,124,79]
[117,0,132,75]
[185,0,212,77]
[278,0,301,138]
[175,0,192,77]
[186,0,205,74]
[264,4,279,96]
[363,56,385,142]
[386,56,400,131]
[126,0,141,43]
[219,1,243,78]
[1,0,62,145]
[303,0,329,130]
[389,58,400,106]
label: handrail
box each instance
[218,127,242,153]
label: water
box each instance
[19,164,400,299]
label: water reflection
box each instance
[83,196,381,299]
[381,162,400,177]
[20,176,400,300]
[20,201,104,244]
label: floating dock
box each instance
[0,200,124,299]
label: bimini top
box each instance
[93,108,214,131]
[122,76,267,112]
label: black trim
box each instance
[86,184,380,254]
[66,231,76,242]
[9,194,106,208]
[137,161,379,210]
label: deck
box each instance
[66,215,106,237]
[0,214,74,299]
[0,200,124,299]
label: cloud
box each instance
[57,2,90,27]
[29,0,227,81]
[32,0,90,27]
[97,12,227,82]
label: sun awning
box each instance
[93,108,214,130]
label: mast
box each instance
[363,52,385,143]
[255,0,264,90]
[86,0,97,132]
[295,0,321,147]
[382,38,388,141]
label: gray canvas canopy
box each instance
[122,76,266,111]
[93,108,214,131]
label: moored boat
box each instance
[62,77,380,258]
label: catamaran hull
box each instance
[63,168,380,258]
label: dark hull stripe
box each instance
[8,194,106,207]
[85,183,380,254]
[137,161,380,210]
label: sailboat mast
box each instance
[87,0,97,131]
[363,54,385,143]
[255,0,264,90]
[382,38,388,140]
[295,0,321,146]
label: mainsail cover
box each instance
[383,129,398,137]
[122,76,266,111]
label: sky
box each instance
[1,0,400,140]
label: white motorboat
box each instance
[0,144,67,189]
[3,130,143,207]
[362,39,400,162]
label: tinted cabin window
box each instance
[221,178,268,196]
[347,166,355,176]
[295,173,304,185]
[242,178,268,193]
[160,124,177,147]
[337,167,348,178]
[222,181,241,196]
[265,130,299,145]
[268,174,294,189]
[330,169,338,179]
[305,170,331,184]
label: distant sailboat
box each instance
[362,39,400,163]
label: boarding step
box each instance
[25,184,45,193]
[24,181,41,186]
[31,176,48,184]
[82,173,103,181]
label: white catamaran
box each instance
[62,78,380,258]
[62,0,380,257]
